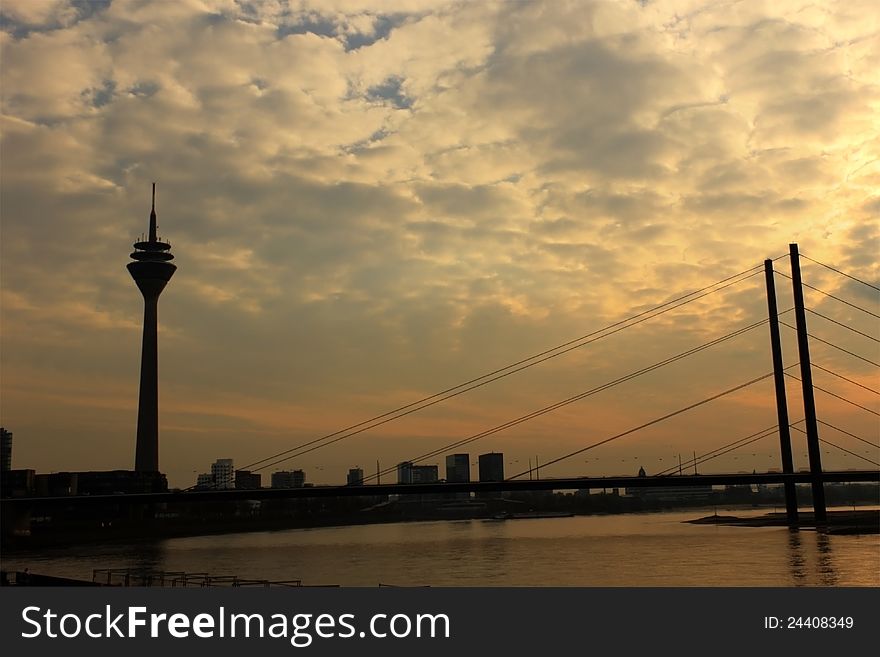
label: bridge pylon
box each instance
[788,243,827,522]
[764,259,798,524]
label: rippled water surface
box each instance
[3,508,878,586]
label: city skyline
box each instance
[1,0,877,488]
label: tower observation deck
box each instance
[127,184,176,472]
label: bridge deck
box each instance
[2,470,877,506]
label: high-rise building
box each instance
[397,461,413,484]
[211,459,234,489]
[0,427,12,472]
[128,184,176,473]
[479,452,504,482]
[195,473,213,489]
[445,453,470,483]
[347,468,364,486]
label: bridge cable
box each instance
[789,424,880,467]
[243,296,771,482]
[360,318,772,483]
[819,439,880,467]
[800,253,880,293]
[816,419,880,450]
[671,398,880,475]
[218,265,768,484]
[653,424,780,476]
[811,363,880,397]
[506,372,775,480]
[806,308,880,343]
[778,322,880,368]
[791,417,880,450]
[651,368,807,477]
[654,424,776,475]
[684,428,780,471]
[784,373,880,417]
[775,271,880,320]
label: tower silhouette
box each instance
[128,184,176,472]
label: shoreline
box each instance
[686,509,880,534]
[4,504,878,553]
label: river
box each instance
[2,507,878,586]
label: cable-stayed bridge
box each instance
[3,244,878,526]
[182,244,878,520]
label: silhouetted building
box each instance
[195,473,213,489]
[398,462,438,483]
[412,465,438,483]
[128,184,176,473]
[445,453,470,483]
[29,470,166,496]
[211,459,235,489]
[624,467,713,502]
[347,468,364,486]
[271,470,305,488]
[478,453,504,482]
[76,470,167,495]
[1,427,12,471]
[1,469,34,498]
[235,470,261,490]
[624,485,714,502]
[34,472,77,496]
[0,470,168,497]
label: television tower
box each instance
[128,184,176,472]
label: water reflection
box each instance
[3,509,877,586]
[787,529,806,583]
[814,531,839,586]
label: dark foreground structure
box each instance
[127,184,176,473]
[2,472,876,548]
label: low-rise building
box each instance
[235,470,262,490]
[271,470,305,488]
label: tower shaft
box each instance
[135,295,160,472]
[128,263,174,472]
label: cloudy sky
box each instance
[1,0,877,488]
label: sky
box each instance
[1,0,878,489]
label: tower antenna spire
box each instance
[149,182,157,242]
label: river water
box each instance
[3,508,878,586]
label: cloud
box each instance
[2,0,877,486]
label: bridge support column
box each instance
[788,243,826,523]
[764,259,798,524]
